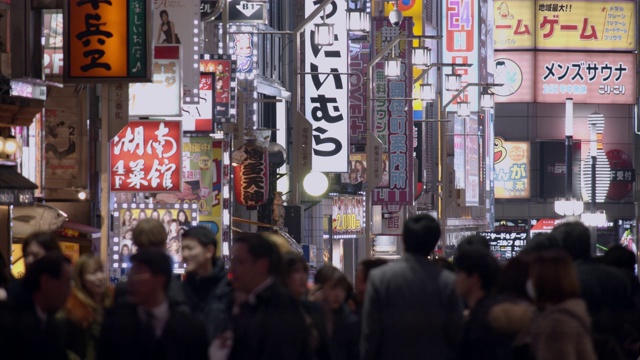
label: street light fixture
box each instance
[412,46,432,68]
[314,21,335,46]
[445,73,461,91]
[480,87,495,109]
[419,82,435,102]
[384,47,402,78]
[456,101,470,117]
[346,8,370,33]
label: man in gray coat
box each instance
[361,214,464,360]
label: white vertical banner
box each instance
[304,0,349,173]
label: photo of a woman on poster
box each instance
[156,10,181,44]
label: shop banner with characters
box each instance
[494,137,530,198]
[332,195,365,236]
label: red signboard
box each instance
[233,145,269,207]
[110,121,182,192]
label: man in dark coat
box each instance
[229,233,311,360]
[2,254,72,360]
[97,249,208,360]
[179,226,233,345]
[361,214,464,360]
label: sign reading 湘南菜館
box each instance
[535,0,636,51]
[110,121,182,192]
[535,52,636,104]
[65,0,150,82]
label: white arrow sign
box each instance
[236,1,262,17]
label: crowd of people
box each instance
[1,215,640,360]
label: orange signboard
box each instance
[65,0,150,81]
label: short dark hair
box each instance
[523,232,562,254]
[403,214,441,256]
[495,252,534,300]
[22,232,62,256]
[358,258,388,282]
[133,219,167,249]
[159,9,168,19]
[551,221,591,260]
[22,254,71,295]
[601,245,636,273]
[182,226,217,249]
[130,249,173,290]
[283,252,308,276]
[234,233,282,276]
[454,248,501,293]
[457,234,490,254]
[315,265,352,293]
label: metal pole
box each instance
[591,155,596,212]
[565,98,573,197]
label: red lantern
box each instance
[233,145,269,207]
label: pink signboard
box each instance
[494,51,535,103]
[349,43,369,145]
[535,52,636,104]
[371,17,414,205]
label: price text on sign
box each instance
[333,214,362,232]
[110,121,182,192]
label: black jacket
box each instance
[230,281,312,360]
[97,301,208,360]
[1,299,68,360]
[328,304,360,360]
[180,259,233,343]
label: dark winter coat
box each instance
[180,259,233,343]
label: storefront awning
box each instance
[58,221,101,239]
[0,164,37,189]
[0,102,44,126]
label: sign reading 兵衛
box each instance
[110,121,182,192]
[494,0,535,49]
[535,0,636,51]
[304,0,349,173]
[65,0,150,82]
[494,137,530,198]
[535,52,636,104]
[443,0,480,111]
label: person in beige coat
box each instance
[527,250,597,360]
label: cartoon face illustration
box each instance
[496,2,514,19]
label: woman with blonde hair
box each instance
[58,254,113,360]
[527,250,597,360]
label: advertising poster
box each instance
[339,153,390,191]
[117,208,195,272]
[44,108,79,183]
[479,219,528,260]
[153,0,200,102]
[530,218,563,237]
[198,141,223,251]
[454,116,466,189]
[617,219,637,259]
[535,52,636,104]
[494,0,535,49]
[43,10,64,76]
[181,137,215,217]
[349,43,369,145]
[167,73,215,132]
[129,45,181,117]
[200,56,237,122]
[494,137,530,198]
[465,116,480,206]
[443,0,480,111]
[110,121,182,192]
[304,0,349,173]
[332,195,365,236]
[494,51,535,102]
[371,17,414,205]
[535,0,636,51]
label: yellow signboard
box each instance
[535,1,635,50]
[494,0,535,49]
[494,138,530,199]
[11,242,79,278]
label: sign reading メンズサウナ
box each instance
[535,52,636,104]
[110,121,182,192]
[65,0,150,82]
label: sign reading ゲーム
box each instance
[65,0,150,82]
[535,52,636,104]
[110,121,182,192]
[494,0,535,49]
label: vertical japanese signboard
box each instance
[153,0,200,103]
[110,121,182,192]
[535,0,635,51]
[182,137,220,225]
[465,116,480,206]
[371,17,414,205]
[200,55,238,123]
[443,0,480,111]
[304,0,349,173]
[129,45,181,117]
[44,10,64,76]
[494,137,530,198]
[349,43,369,146]
[534,52,635,104]
[65,0,150,82]
[494,0,535,49]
